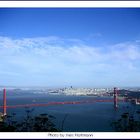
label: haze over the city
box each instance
[0,8,140,87]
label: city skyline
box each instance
[0,8,140,87]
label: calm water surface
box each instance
[0,92,138,132]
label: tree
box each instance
[111,111,140,132]
[0,108,60,132]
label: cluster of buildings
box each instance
[0,86,116,96]
[47,87,113,96]
[1,86,140,97]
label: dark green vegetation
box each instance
[1,107,140,132]
[111,110,140,132]
[0,109,60,132]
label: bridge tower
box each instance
[114,87,118,109]
[3,88,7,116]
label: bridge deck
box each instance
[0,99,126,109]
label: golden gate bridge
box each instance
[0,87,122,116]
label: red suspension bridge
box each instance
[0,87,121,116]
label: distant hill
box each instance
[111,89,140,98]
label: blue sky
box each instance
[0,8,140,87]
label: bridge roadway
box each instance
[0,98,126,109]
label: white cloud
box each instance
[0,36,140,87]
[109,42,140,61]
